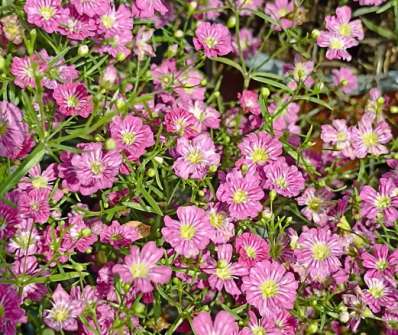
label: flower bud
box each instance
[390,106,398,114]
[261,87,270,97]
[154,156,164,164]
[174,30,184,38]
[339,311,350,323]
[147,168,156,177]
[227,16,236,28]
[269,190,277,202]
[78,45,89,56]
[105,138,116,151]
[311,29,320,39]
[116,98,126,110]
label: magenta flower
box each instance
[237,0,264,14]
[112,241,171,293]
[70,0,109,17]
[193,22,232,58]
[325,6,364,41]
[57,6,97,40]
[233,28,261,58]
[162,206,212,258]
[332,67,358,94]
[132,0,168,18]
[18,189,50,224]
[70,142,122,196]
[207,205,235,244]
[11,54,46,89]
[217,168,264,220]
[361,244,398,283]
[202,244,248,295]
[235,232,269,267]
[164,107,199,138]
[265,0,295,31]
[0,200,19,240]
[24,0,67,33]
[296,187,333,225]
[317,32,357,61]
[242,260,298,316]
[321,119,355,159]
[173,133,220,180]
[100,220,140,248]
[360,178,398,226]
[362,273,398,313]
[8,220,40,256]
[351,113,392,158]
[53,82,93,118]
[18,163,57,191]
[239,311,277,335]
[134,27,155,61]
[263,159,305,198]
[44,285,83,332]
[0,284,26,335]
[285,55,314,89]
[98,5,133,39]
[192,311,239,335]
[174,69,206,102]
[186,100,221,132]
[295,228,344,280]
[62,214,98,253]
[238,131,282,167]
[109,114,155,161]
[239,90,260,115]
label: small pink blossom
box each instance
[53,82,93,118]
[24,0,68,33]
[235,232,269,267]
[0,284,26,335]
[100,221,140,248]
[325,6,364,41]
[265,0,295,31]
[192,311,239,335]
[18,189,50,224]
[193,22,232,58]
[134,27,155,61]
[132,0,168,19]
[332,67,358,94]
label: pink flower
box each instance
[285,55,314,89]
[62,214,98,253]
[263,159,305,198]
[8,220,40,256]
[0,102,32,159]
[325,6,364,41]
[217,168,264,220]
[98,5,133,39]
[295,228,344,280]
[0,284,26,335]
[100,221,140,248]
[239,311,277,335]
[239,90,260,115]
[132,0,168,18]
[332,67,358,94]
[207,205,235,244]
[354,0,386,5]
[362,273,398,313]
[162,206,212,258]
[70,142,122,195]
[237,0,264,15]
[296,187,333,225]
[109,114,154,161]
[43,285,83,331]
[269,100,300,137]
[233,28,261,58]
[18,189,50,224]
[173,133,220,180]
[19,163,57,191]
[0,200,19,240]
[265,0,295,31]
[96,34,131,59]
[164,107,199,138]
[235,232,269,267]
[112,241,171,293]
[238,131,282,167]
[360,178,398,226]
[242,260,298,316]
[151,59,177,88]
[317,32,357,61]
[53,82,93,118]
[174,69,206,102]
[185,100,221,132]
[134,27,155,61]
[192,311,239,335]
[70,0,110,17]
[57,7,97,40]
[202,244,248,295]
[24,0,68,33]
[193,22,232,58]
[351,113,392,158]
[11,54,47,89]
[361,244,398,283]
[321,119,355,159]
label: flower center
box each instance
[30,201,40,211]
[67,95,79,108]
[216,259,231,280]
[90,161,103,175]
[32,176,48,189]
[376,259,388,271]
[252,326,266,335]
[260,279,279,298]
[278,8,288,17]
[210,212,224,229]
[251,147,268,164]
[330,37,344,50]
[130,262,149,278]
[39,6,55,20]
[180,224,196,240]
[205,37,217,48]
[187,149,203,164]
[0,120,7,136]
[294,64,306,81]
[101,15,115,29]
[275,176,288,189]
[312,242,331,261]
[369,284,384,299]
[122,131,136,145]
[362,131,378,148]
[233,189,248,204]
[53,307,70,322]
[14,233,32,249]
[375,195,390,209]
[308,197,322,212]
[336,131,347,142]
[245,245,257,259]
[339,23,352,37]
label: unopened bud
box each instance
[104,138,116,151]
[390,106,398,114]
[78,45,89,56]
[174,30,184,38]
[311,29,320,39]
[147,168,156,177]
[261,87,270,97]
[227,16,236,28]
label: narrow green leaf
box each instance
[140,187,163,215]
[294,95,333,110]
[123,201,157,214]
[211,57,243,74]
[362,17,396,39]
[250,75,292,92]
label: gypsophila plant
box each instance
[1,0,398,333]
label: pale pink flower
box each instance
[192,311,239,335]
[265,0,295,31]
[24,0,68,33]
[235,232,269,267]
[132,0,168,19]
[317,32,357,61]
[98,5,133,39]
[193,22,232,58]
[70,0,110,17]
[11,54,47,89]
[332,67,358,94]
[325,6,364,41]
[134,27,155,61]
